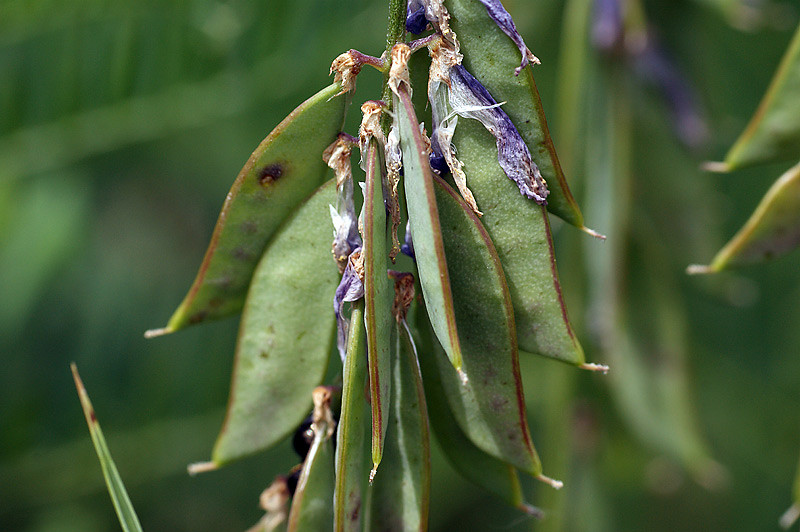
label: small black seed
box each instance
[292,414,315,458]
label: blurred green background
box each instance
[2,0,800,531]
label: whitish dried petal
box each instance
[386,126,403,260]
[478,0,540,75]
[325,138,360,272]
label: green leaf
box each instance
[148,83,348,336]
[395,83,464,376]
[689,161,800,273]
[287,391,336,532]
[71,364,144,532]
[363,138,394,477]
[453,118,586,366]
[211,179,339,465]
[447,0,586,230]
[365,321,431,532]
[334,303,369,532]
[417,327,541,516]
[708,22,800,171]
[429,175,542,477]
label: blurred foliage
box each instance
[1,0,800,531]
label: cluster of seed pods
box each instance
[146,0,611,529]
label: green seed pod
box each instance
[147,83,349,336]
[211,179,340,465]
[395,75,465,378]
[416,334,541,516]
[287,388,336,532]
[689,161,800,273]
[334,303,369,532]
[430,175,542,477]
[365,320,431,532]
[453,117,586,366]
[447,0,586,229]
[707,22,800,171]
[363,137,394,479]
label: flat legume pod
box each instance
[363,138,393,477]
[365,321,431,532]
[689,161,800,273]
[454,118,585,365]
[395,83,464,375]
[334,304,369,532]
[431,175,541,476]
[416,330,540,515]
[710,23,800,171]
[149,83,348,335]
[447,0,586,229]
[212,179,339,465]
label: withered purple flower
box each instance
[400,221,416,261]
[333,248,365,362]
[448,65,548,204]
[406,0,428,34]
[478,0,540,75]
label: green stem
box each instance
[382,0,407,133]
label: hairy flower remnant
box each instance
[334,248,365,362]
[389,43,412,97]
[448,65,548,203]
[330,51,360,95]
[325,135,361,273]
[359,100,386,152]
[478,0,540,75]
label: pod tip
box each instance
[780,503,800,530]
[581,226,607,240]
[519,503,545,519]
[187,461,218,476]
[456,368,469,385]
[369,464,378,485]
[686,264,715,275]
[579,362,610,374]
[536,474,563,490]
[701,161,730,173]
[144,327,172,339]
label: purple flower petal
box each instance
[449,65,548,204]
[406,1,428,34]
[333,248,365,362]
[478,0,539,75]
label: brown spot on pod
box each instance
[258,163,285,185]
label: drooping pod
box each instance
[706,22,800,172]
[210,179,340,465]
[446,0,588,230]
[334,303,369,532]
[146,83,349,337]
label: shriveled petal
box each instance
[325,138,361,271]
[449,65,548,204]
[334,248,365,362]
[477,0,540,75]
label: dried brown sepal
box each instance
[330,52,360,96]
[389,271,415,323]
[359,101,387,153]
[245,477,291,532]
[325,135,358,273]
[312,386,336,439]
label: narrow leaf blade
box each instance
[71,364,144,532]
